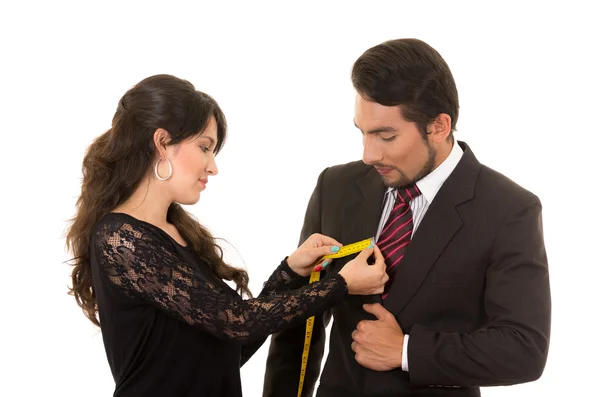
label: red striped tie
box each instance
[378,184,421,300]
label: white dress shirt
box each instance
[374,140,464,371]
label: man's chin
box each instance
[382,175,415,189]
[381,175,401,188]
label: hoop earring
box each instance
[154,158,172,181]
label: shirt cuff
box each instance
[402,334,409,371]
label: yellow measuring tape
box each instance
[297,237,374,397]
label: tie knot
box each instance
[395,184,421,204]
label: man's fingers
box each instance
[362,303,392,320]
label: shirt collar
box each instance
[386,140,464,203]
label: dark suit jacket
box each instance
[262,141,551,397]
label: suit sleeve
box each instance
[263,167,333,397]
[407,193,551,386]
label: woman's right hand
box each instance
[338,245,388,295]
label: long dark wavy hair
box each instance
[65,74,251,326]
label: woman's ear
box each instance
[153,128,171,158]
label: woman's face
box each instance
[156,117,219,205]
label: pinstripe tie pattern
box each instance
[378,184,421,300]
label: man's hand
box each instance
[351,303,405,371]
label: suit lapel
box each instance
[383,141,481,316]
[341,167,386,306]
[381,192,463,315]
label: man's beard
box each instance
[383,144,437,189]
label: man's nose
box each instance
[362,136,382,165]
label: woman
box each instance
[65,74,388,397]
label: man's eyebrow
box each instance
[353,121,397,134]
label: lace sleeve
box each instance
[238,260,311,366]
[94,221,347,344]
[259,259,311,296]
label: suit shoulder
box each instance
[477,165,541,206]
[321,160,371,182]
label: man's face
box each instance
[354,95,436,188]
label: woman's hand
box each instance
[287,233,342,277]
[338,245,388,295]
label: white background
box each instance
[1,1,598,396]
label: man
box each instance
[262,38,551,396]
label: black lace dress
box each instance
[90,213,348,397]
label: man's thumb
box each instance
[363,303,388,320]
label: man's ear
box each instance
[427,113,451,143]
[153,128,171,157]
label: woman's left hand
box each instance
[287,233,342,277]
